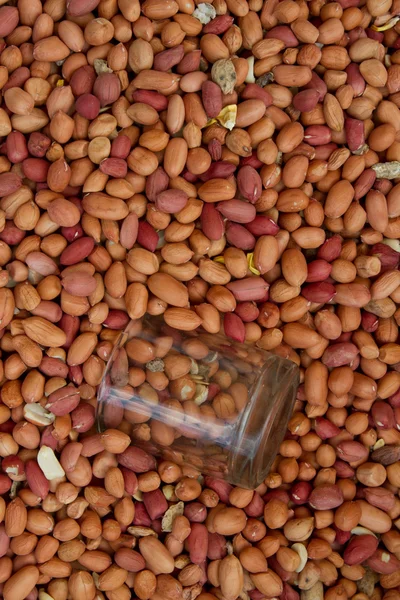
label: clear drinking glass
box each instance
[96,317,299,489]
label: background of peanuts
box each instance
[1,0,400,599]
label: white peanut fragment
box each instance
[37,445,65,480]
[24,403,55,426]
[291,543,308,573]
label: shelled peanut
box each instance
[1,0,400,599]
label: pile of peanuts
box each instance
[2,0,400,599]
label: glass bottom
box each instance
[230,355,299,488]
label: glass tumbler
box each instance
[96,317,299,489]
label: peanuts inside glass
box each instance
[97,317,299,488]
